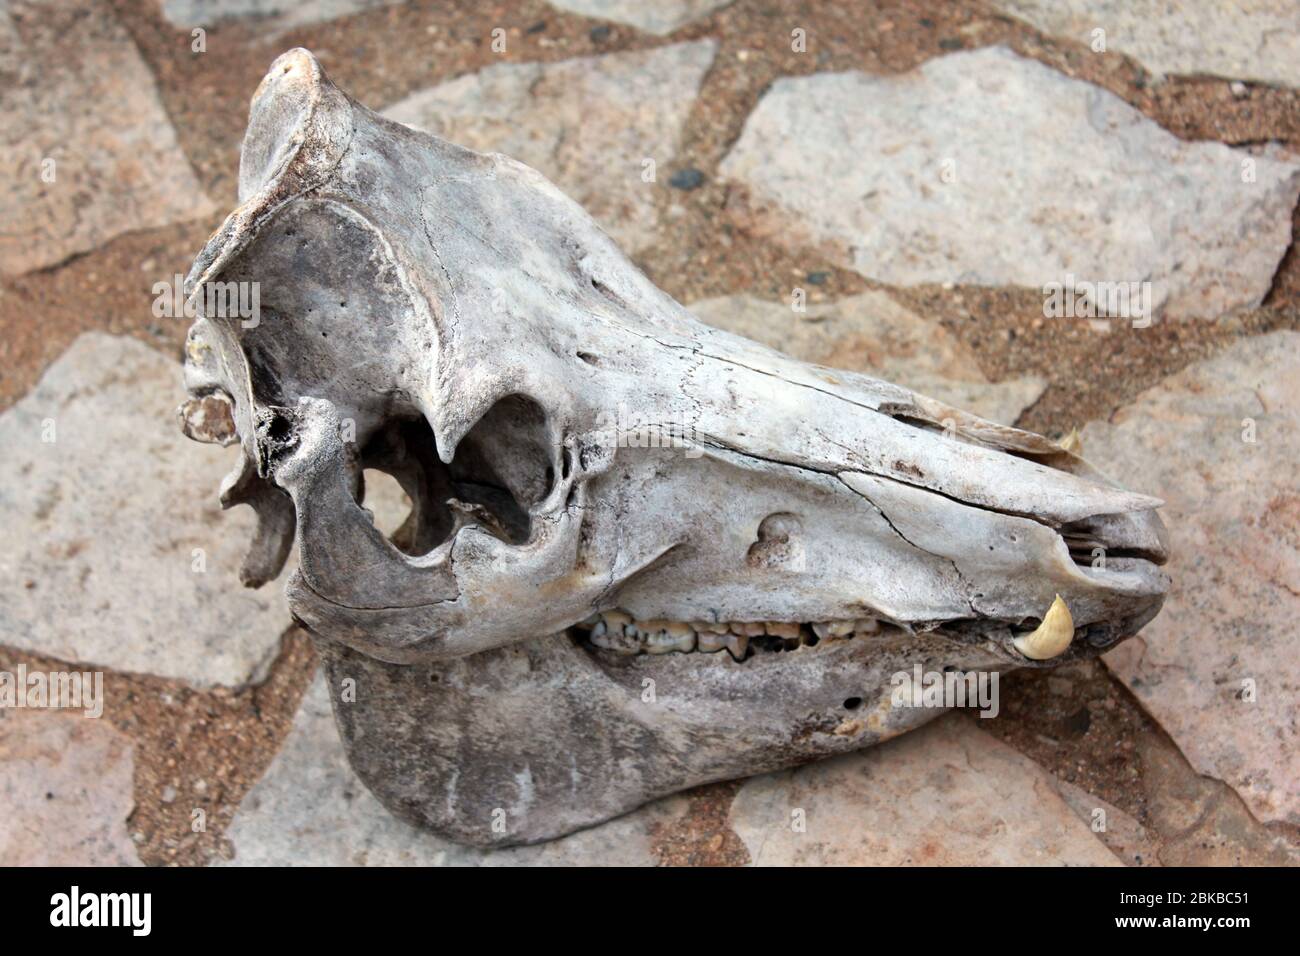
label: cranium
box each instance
[179,50,1168,847]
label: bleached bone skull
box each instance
[179,50,1168,847]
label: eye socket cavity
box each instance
[355,394,554,556]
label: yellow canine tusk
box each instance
[1012,594,1074,660]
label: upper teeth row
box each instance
[575,611,881,660]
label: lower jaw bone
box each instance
[320,624,1006,847]
[324,601,1158,847]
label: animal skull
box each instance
[179,50,1168,846]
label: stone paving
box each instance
[719,45,1300,320]
[383,40,716,252]
[1,0,1297,866]
[990,1,1300,89]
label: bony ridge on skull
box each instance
[177,49,1169,848]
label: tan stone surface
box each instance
[0,334,290,688]
[545,0,732,36]
[384,42,716,253]
[0,709,139,866]
[1087,332,1300,825]
[1133,730,1298,865]
[719,47,1300,320]
[729,714,1119,865]
[0,0,215,276]
[991,0,1300,88]
[1053,778,1161,867]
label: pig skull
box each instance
[179,50,1167,847]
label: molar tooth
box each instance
[1012,595,1075,661]
[590,612,645,654]
[813,620,854,640]
[602,610,632,631]
[854,618,880,635]
[731,622,765,637]
[643,623,696,654]
[726,634,749,661]
[591,626,639,654]
[694,621,729,634]
[764,621,801,640]
[697,631,728,653]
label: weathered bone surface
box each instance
[179,49,1169,847]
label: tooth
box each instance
[591,625,639,654]
[178,393,238,446]
[854,618,880,635]
[764,621,800,640]
[602,610,632,631]
[1012,595,1075,660]
[1058,427,1083,455]
[731,622,765,636]
[664,621,695,639]
[694,621,729,634]
[726,634,749,661]
[577,613,600,629]
[812,620,855,640]
[697,631,728,653]
[643,621,695,654]
[590,611,644,654]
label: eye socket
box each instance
[353,394,553,555]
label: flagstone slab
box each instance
[0,334,290,688]
[1053,778,1160,867]
[160,0,400,30]
[719,47,1300,321]
[0,709,139,866]
[546,0,732,36]
[1086,332,1300,826]
[0,0,215,276]
[384,41,717,253]
[728,714,1119,865]
[991,0,1300,88]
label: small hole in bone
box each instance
[265,411,292,441]
[576,351,599,365]
[843,697,863,710]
